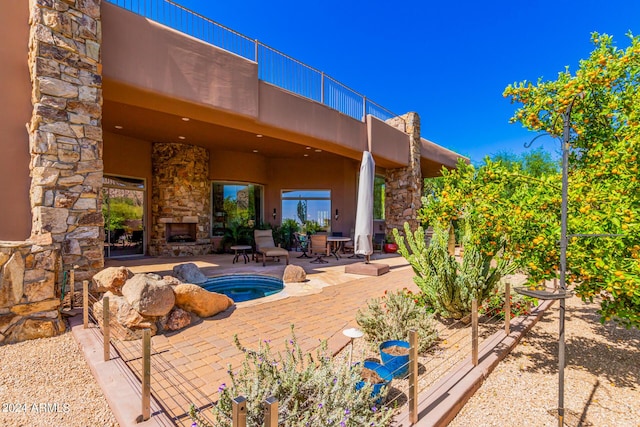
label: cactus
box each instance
[393,222,515,319]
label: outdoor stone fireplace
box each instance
[166,223,197,243]
[149,143,212,256]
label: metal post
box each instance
[557,99,576,427]
[321,71,325,104]
[505,282,511,336]
[408,330,418,424]
[263,396,278,427]
[232,396,247,427]
[142,329,151,422]
[83,280,89,329]
[68,269,75,309]
[472,299,478,367]
[362,96,367,122]
[103,296,110,362]
[254,39,259,63]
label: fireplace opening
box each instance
[166,223,197,243]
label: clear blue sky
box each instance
[175,0,640,163]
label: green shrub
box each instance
[190,328,394,427]
[356,289,438,353]
[479,284,538,320]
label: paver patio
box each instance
[104,252,418,425]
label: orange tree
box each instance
[503,33,640,327]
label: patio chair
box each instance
[373,233,386,255]
[294,232,311,258]
[254,229,290,267]
[309,234,330,264]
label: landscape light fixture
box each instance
[272,208,277,219]
[342,328,364,366]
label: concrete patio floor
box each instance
[98,250,417,425]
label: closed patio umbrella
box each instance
[354,151,375,262]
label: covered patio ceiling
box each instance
[103,99,348,161]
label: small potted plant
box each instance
[383,235,398,253]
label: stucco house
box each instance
[0,0,465,343]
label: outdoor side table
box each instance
[230,245,252,264]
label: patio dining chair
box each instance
[309,234,330,264]
[254,229,290,267]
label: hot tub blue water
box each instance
[201,275,284,303]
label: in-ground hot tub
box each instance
[201,274,284,303]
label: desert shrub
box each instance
[480,284,538,320]
[190,328,394,427]
[356,289,438,353]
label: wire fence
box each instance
[77,271,541,426]
[105,0,404,124]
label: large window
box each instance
[212,182,263,235]
[282,190,331,231]
[374,175,385,220]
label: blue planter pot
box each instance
[356,361,392,402]
[379,340,410,378]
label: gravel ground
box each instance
[450,296,640,427]
[0,330,118,427]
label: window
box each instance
[373,175,385,220]
[281,190,331,231]
[212,182,263,235]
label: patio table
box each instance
[327,236,351,260]
[230,245,252,264]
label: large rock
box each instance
[173,284,233,317]
[93,292,157,341]
[158,307,193,332]
[283,265,306,283]
[122,274,175,317]
[162,275,183,287]
[172,263,207,284]
[92,266,134,295]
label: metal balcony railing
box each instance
[105,0,404,124]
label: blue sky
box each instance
[174,0,640,163]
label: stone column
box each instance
[150,143,212,257]
[27,0,104,286]
[384,112,423,234]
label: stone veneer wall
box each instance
[0,240,65,343]
[149,143,212,256]
[384,112,423,235]
[0,0,104,343]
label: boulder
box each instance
[163,275,183,287]
[173,284,233,317]
[158,307,193,332]
[92,266,134,295]
[122,274,175,317]
[172,263,207,284]
[92,292,156,341]
[283,265,306,283]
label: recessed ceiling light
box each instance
[253,149,259,153]
[304,154,309,157]
[306,146,311,150]
[178,136,186,140]
[315,149,322,152]
[256,134,263,138]
[181,117,190,121]
[114,125,123,129]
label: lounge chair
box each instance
[254,229,290,267]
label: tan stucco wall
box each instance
[210,151,269,184]
[103,131,153,248]
[101,2,259,118]
[266,157,358,236]
[258,82,367,159]
[367,115,410,167]
[0,1,32,240]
